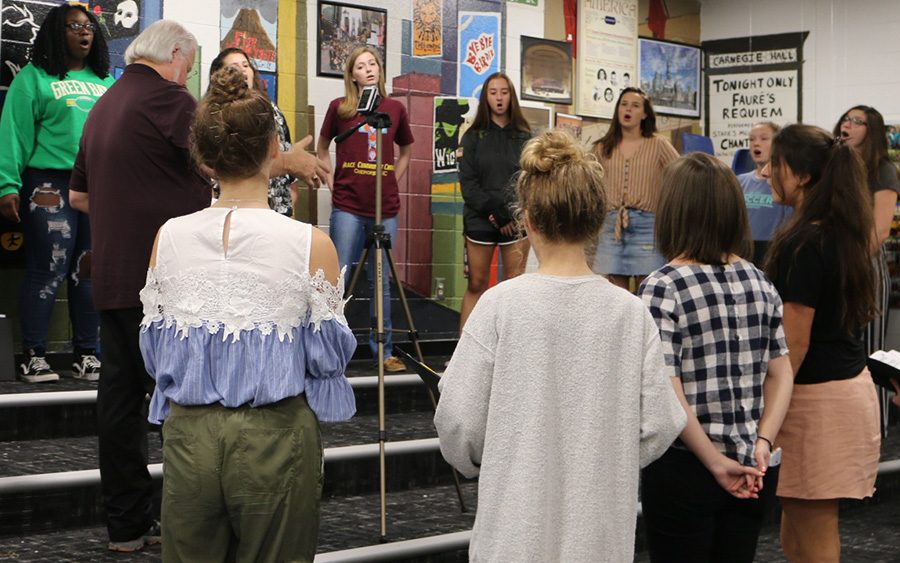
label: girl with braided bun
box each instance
[762,124,881,562]
[139,65,356,562]
[435,130,685,562]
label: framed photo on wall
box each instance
[638,37,701,118]
[317,1,387,78]
[520,36,573,105]
[519,103,554,137]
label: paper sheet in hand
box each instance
[866,350,900,389]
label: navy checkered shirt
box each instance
[639,260,788,466]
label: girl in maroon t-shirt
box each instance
[316,46,414,372]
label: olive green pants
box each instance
[161,394,323,563]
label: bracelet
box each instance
[757,435,774,451]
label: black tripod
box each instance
[336,111,466,541]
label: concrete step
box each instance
[0,357,448,441]
[0,410,470,537]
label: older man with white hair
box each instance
[69,20,209,553]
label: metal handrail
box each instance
[314,531,471,562]
[2,438,897,496]
[0,437,441,494]
[0,374,425,409]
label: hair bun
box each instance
[206,65,251,105]
[519,130,586,174]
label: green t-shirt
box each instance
[0,63,114,198]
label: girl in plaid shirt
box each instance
[639,153,794,563]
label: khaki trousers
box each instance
[161,394,323,563]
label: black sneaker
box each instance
[19,355,60,383]
[72,354,101,382]
[108,520,161,552]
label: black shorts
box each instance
[464,230,526,246]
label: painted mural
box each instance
[412,0,441,57]
[456,11,499,99]
[220,0,278,73]
[1,0,161,103]
[432,97,472,172]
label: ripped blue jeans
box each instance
[19,168,98,353]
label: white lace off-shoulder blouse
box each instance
[138,207,357,424]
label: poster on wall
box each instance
[702,32,808,161]
[220,0,278,73]
[520,36,572,105]
[1,0,65,93]
[412,0,441,57]
[555,113,583,140]
[317,1,387,78]
[433,97,474,172]
[185,47,202,99]
[457,11,500,99]
[888,124,900,165]
[93,0,142,41]
[638,38,700,118]
[575,0,637,119]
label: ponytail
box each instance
[765,124,877,331]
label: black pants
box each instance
[641,447,779,563]
[98,307,156,542]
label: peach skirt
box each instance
[776,369,881,500]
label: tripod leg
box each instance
[374,241,388,541]
[345,244,371,300]
[382,248,425,364]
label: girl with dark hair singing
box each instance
[0,3,112,382]
[139,66,356,562]
[457,72,532,331]
[639,153,793,562]
[833,106,899,422]
[763,124,881,563]
[592,87,679,291]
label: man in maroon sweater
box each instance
[69,20,210,553]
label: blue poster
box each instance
[457,12,500,99]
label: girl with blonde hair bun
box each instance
[436,130,685,562]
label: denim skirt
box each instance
[593,209,665,276]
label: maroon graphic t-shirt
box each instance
[319,96,414,218]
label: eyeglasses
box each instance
[66,22,97,33]
[842,115,867,127]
